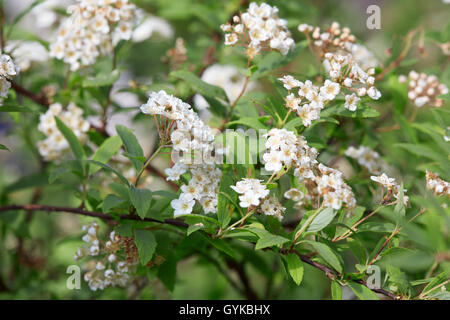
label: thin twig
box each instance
[0,204,188,228]
[278,249,399,300]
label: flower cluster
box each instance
[259,196,286,221]
[221,2,294,58]
[345,145,383,174]
[323,52,381,104]
[194,64,257,117]
[5,41,49,72]
[298,21,356,56]
[50,0,138,71]
[0,54,17,99]
[315,163,356,210]
[426,171,450,197]
[371,173,409,205]
[263,128,299,171]
[348,43,379,70]
[231,178,270,208]
[140,90,222,216]
[279,75,341,126]
[74,222,138,291]
[263,128,355,210]
[399,71,449,107]
[37,103,90,161]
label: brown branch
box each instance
[0,204,188,228]
[225,258,259,300]
[279,249,399,300]
[11,81,50,107]
[197,251,246,297]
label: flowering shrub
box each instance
[0,0,449,300]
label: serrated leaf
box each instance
[134,229,157,265]
[102,194,126,213]
[285,253,304,285]
[86,160,130,186]
[303,240,343,273]
[307,207,337,233]
[116,125,144,171]
[0,144,10,151]
[129,186,152,219]
[90,135,123,174]
[255,232,290,250]
[347,281,379,300]
[55,117,86,161]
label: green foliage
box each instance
[0,0,449,302]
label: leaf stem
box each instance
[135,145,163,187]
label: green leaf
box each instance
[157,252,177,292]
[90,135,123,174]
[82,69,120,87]
[48,163,77,183]
[3,172,49,194]
[55,117,86,161]
[303,240,343,273]
[0,144,10,151]
[102,194,126,213]
[85,160,130,186]
[227,117,269,130]
[347,281,379,300]
[422,271,449,295]
[331,280,342,300]
[307,207,337,233]
[283,118,303,131]
[0,105,34,113]
[129,186,152,219]
[321,103,380,118]
[207,237,236,258]
[255,232,290,250]
[116,125,144,171]
[285,253,304,285]
[170,70,228,102]
[187,224,204,236]
[217,173,237,229]
[134,229,157,265]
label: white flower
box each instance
[171,198,195,216]
[225,33,239,45]
[259,197,285,221]
[5,41,48,72]
[370,173,396,188]
[320,80,340,101]
[50,0,139,70]
[279,75,301,90]
[231,178,269,208]
[222,2,294,57]
[263,151,283,172]
[367,86,381,100]
[344,94,360,111]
